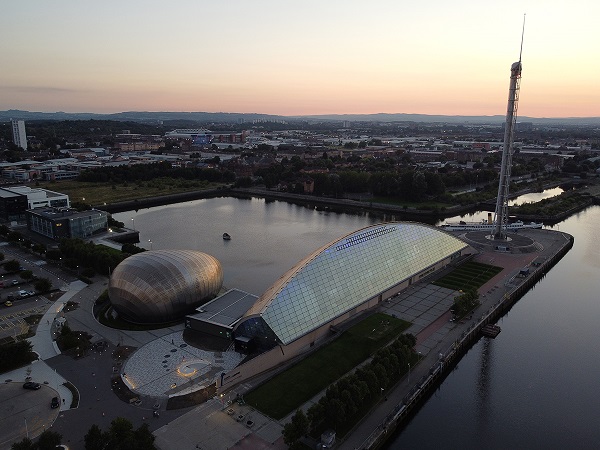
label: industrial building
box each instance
[26,207,108,240]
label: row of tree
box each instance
[283,333,416,448]
[51,238,128,276]
[77,162,234,184]
[11,417,156,450]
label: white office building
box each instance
[11,120,28,151]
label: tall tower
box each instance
[493,20,525,239]
[11,119,28,151]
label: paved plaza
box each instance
[123,332,244,398]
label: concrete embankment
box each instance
[96,188,228,213]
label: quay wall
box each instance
[363,232,574,450]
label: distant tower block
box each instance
[11,119,28,151]
[493,18,525,240]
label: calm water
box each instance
[114,194,600,449]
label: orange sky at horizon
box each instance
[2,1,599,118]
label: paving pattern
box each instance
[122,331,244,398]
[380,284,458,335]
[0,304,47,339]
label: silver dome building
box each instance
[108,249,223,324]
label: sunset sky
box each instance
[1,0,599,118]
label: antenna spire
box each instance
[519,13,526,62]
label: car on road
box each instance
[4,301,12,307]
[51,396,60,409]
[18,290,28,297]
[23,382,41,390]
[11,280,18,285]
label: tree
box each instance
[10,438,35,450]
[37,430,63,450]
[34,278,52,293]
[4,259,21,272]
[283,409,309,449]
[85,418,157,450]
[84,424,108,450]
[19,270,34,281]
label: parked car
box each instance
[18,290,28,297]
[23,382,41,390]
[4,301,12,307]
[51,396,60,409]
[11,280,18,285]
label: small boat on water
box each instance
[222,233,231,240]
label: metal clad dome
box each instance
[108,249,223,323]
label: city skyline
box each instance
[1,0,599,118]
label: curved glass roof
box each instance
[240,222,468,345]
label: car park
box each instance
[51,396,60,409]
[23,382,41,390]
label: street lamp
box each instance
[131,218,135,230]
[408,363,411,383]
[148,239,153,250]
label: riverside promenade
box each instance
[339,228,573,450]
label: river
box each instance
[113,191,600,449]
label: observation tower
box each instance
[493,18,526,240]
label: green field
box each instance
[433,261,503,291]
[38,178,222,207]
[244,313,410,419]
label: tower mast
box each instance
[493,16,526,239]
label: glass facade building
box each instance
[109,250,223,324]
[235,222,469,346]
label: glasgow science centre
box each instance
[107,222,475,392]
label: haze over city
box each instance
[2,0,599,118]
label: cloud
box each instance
[0,85,83,94]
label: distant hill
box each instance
[1,109,599,126]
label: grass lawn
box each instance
[244,313,410,419]
[38,178,224,206]
[434,261,503,291]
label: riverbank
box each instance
[340,228,574,449]
[95,178,591,223]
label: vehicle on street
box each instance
[18,290,28,297]
[4,300,12,307]
[51,396,60,409]
[11,280,18,285]
[23,382,41,390]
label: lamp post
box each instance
[148,239,153,250]
[407,363,411,384]
[131,218,135,230]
